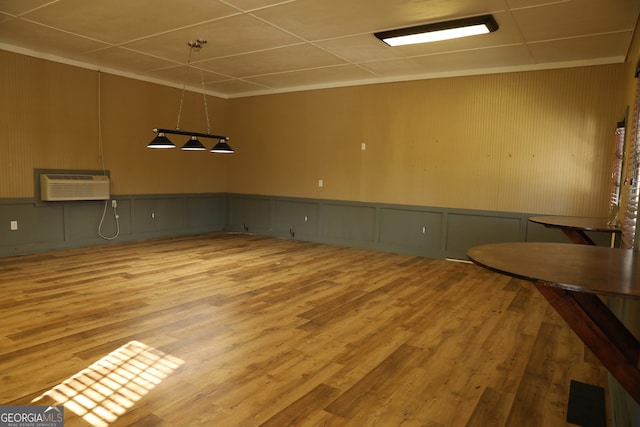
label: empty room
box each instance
[1,1,640,426]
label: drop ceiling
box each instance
[0,0,638,98]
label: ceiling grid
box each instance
[0,0,637,98]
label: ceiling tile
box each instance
[0,18,110,57]
[123,14,303,62]
[148,65,230,86]
[317,34,420,63]
[362,45,534,77]
[0,0,54,16]
[411,45,534,73]
[78,47,180,74]
[0,11,13,24]
[246,64,378,90]
[199,44,347,78]
[512,0,639,42]
[528,32,633,63]
[220,0,295,12]
[252,0,508,41]
[204,78,270,96]
[18,0,239,44]
[505,0,566,9]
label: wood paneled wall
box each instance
[0,52,99,197]
[0,50,229,199]
[0,49,626,217]
[228,65,625,216]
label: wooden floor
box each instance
[0,233,608,426]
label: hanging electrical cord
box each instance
[99,199,120,240]
[96,70,120,240]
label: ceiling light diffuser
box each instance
[375,15,499,47]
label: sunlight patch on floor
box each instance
[32,340,184,427]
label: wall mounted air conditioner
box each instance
[40,174,110,201]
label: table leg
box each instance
[534,284,640,403]
[561,229,596,245]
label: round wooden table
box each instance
[468,242,640,403]
[468,242,640,298]
[528,216,620,245]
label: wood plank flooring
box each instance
[0,232,608,426]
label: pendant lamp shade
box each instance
[147,132,176,149]
[211,139,234,153]
[181,136,207,151]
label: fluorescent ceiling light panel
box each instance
[375,15,499,47]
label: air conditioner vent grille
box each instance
[40,174,110,201]
[47,174,96,181]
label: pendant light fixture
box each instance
[147,39,234,154]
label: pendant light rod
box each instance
[153,128,228,140]
[147,39,233,153]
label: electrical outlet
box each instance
[151,212,155,219]
[111,199,117,208]
[10,220,18,231]
[318,179,324,188]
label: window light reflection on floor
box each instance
[32,340,184,427]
